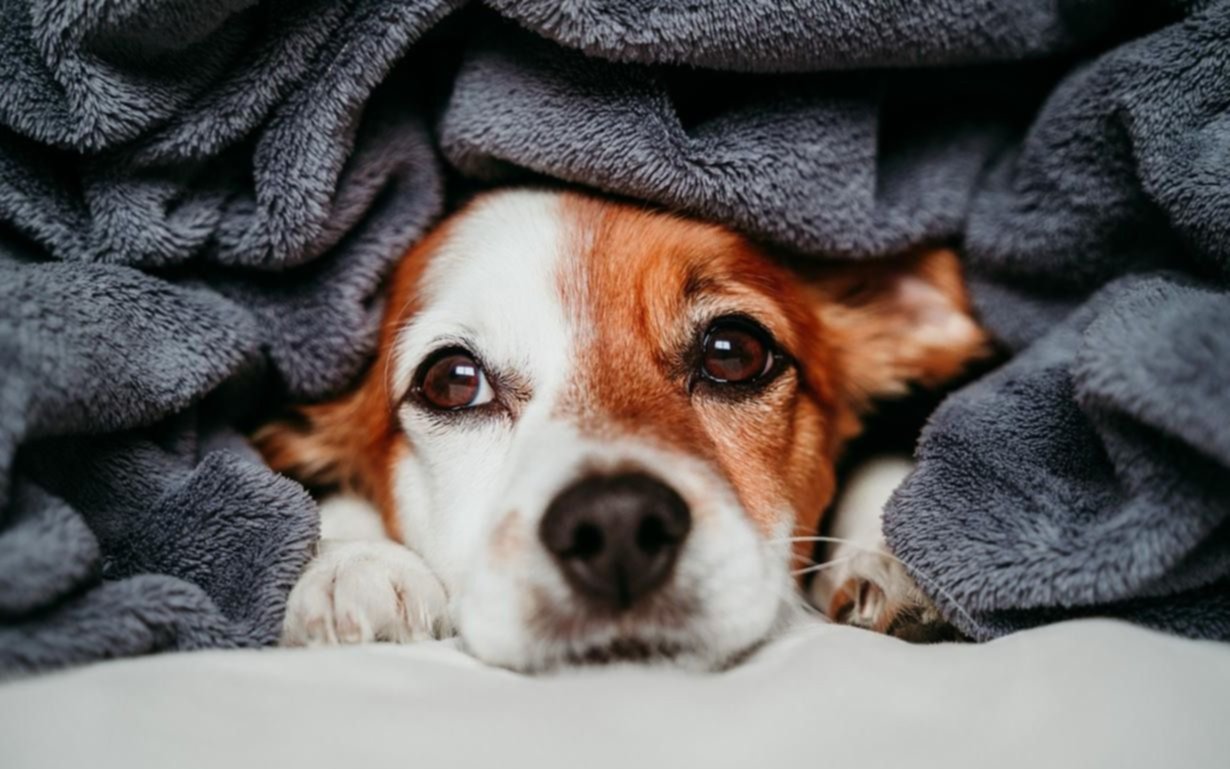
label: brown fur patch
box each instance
[253,217,458,540]
[551,196,988,564]
[553,195,846,543]
[797,248,992,413]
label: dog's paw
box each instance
[812,545,962,643]
[281,540,451,646]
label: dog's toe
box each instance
[281,540,449,646]
[815,545,961,642]
[830,576,887,629]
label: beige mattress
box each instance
[2,619,1227,769]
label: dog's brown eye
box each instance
[700,319,775,384]
[416,349,493,410]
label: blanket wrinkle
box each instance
[2,0,1228,676]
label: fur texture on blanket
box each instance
[2,0,1227,675]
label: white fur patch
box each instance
[318,494,388,541]
[389,190,575,586]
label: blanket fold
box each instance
[2,0,1227,674]
[887,274,1230,639]
[0,0,452,675]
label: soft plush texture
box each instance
[1,0,1228,675]
[2,620,1228,769]
[0,0,454,675]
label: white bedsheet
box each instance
[2,619,1227,769]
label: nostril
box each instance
[636,514,674,555]
[568,522,604,559]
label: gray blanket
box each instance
[2,0,1227,675]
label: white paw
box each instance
[281,540,451,646]
[811,542,954,640]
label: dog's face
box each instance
[261,189,986,671]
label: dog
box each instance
[256,188,989,671]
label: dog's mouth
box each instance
[558,634,768,671]
[553,629,772,669]
[565,637,688,666]
[457,584,786,673]
[509,586,761,670]
[527,586,699,651]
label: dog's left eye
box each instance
[699,317,777,385]
[415,348,494,410]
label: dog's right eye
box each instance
[699,317,777,385]
[415,348,494,410]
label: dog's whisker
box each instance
[772,582,826,620]
[770,535,881,549]
[791,554,859,576]
[769,535,979,628]
[789,551,821,566]
[688,541,824,621]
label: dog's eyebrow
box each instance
[422,327,480,353]
[682,265,718,300]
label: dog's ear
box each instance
[253,379,394,503]
[803,248,991,413]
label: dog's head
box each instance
[259,189,987,670]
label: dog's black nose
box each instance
[540,472,691,610]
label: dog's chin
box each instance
[470,633,765,674]
[562,635,770,672]
[566,637,690,667]
[456,597,790,674]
